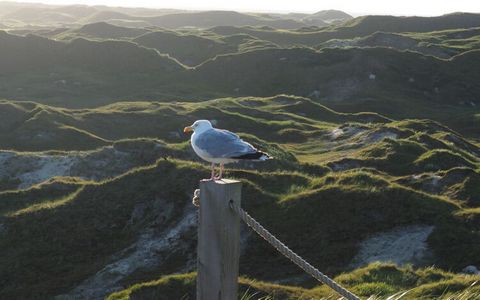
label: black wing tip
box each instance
[232,151,272,161]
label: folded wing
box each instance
[194,129,257,158]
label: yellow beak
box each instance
[183,126,193,133]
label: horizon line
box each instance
[2,0,479,17]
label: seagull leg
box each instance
[210,163,216,180]
[214,163,224,180]
[219,163,224,180]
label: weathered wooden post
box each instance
[197,179,242,300]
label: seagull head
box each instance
[184,120,213,134]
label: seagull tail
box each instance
[259,152,272,161]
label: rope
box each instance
[228,200,361,300]
[192,189,200,207]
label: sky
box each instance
[11,0,480,16]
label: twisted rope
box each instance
[192,189,200,207]
[228,200,360,300]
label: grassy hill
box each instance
[209,13,480,47]
[0,96,386,151]
[56,22,151,40]
[1,31,479,136]
[0,2,310,29]
[318,28,480,59]
[0,96,478,299]
[2,157,479,298]
[0,31,189,106]
[284,10,354,27]
[192,47,480,135]
[3,2,478,33]
[268,10,353,28]
[143,11,305,29]
[341,13,480,37]
[2,6,78,24]
[308,10,353,23]
[0,31,182,73]
[133,30,233,66]
[107,265,480,300]
[133,30,278,66]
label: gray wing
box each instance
[194,129,256,158]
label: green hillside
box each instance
[56,22,151,41]
[341,13,480,37]
[193,46,480,106]
[0,31,189,106]
[133,30,279,66]
[307,10,353,23]
[143,11,305,30]
[193,47,480,136]
[0,96,386,151]
[107,265,480,300]
[0,31,182,73]
[0,96,478,299]
[318,28,480,59]
[210,13,480,47]
[1,32,479,137]
[0,2,317,29]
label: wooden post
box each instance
[197,179,242,300]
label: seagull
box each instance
[184,120,271,180]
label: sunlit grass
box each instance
[107,264,480,300]
[8,186,85,217]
